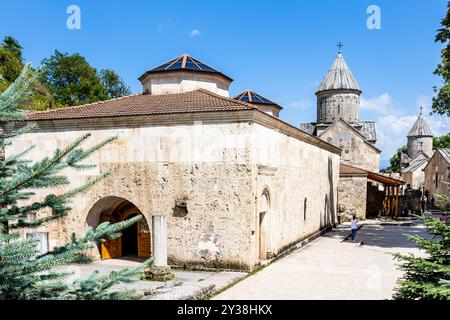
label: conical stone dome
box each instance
[317,52,361,93]
[316,52,361,124]
[407,113,434,159]
[407,115,433,137]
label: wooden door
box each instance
[101,237,122,260]
[259,212,267,260]
[137,219,151,258]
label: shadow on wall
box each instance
[328,157,336,226]
[320,158,336,229]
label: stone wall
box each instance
[252,124,339,264]
[319,121,380,172]
[407,136,433,159]
[141,71,231,97]
[424,151,450,203]
[337,176,367,220]
[316,90,360,124]
[7,112,340,270]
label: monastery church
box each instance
[9,50,401,272]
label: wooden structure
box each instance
[340,164,405,218]
[100,200,151,260]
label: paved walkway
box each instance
[213,222,428,300]
[58,258,246,300]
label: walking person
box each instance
[351,215,359,241]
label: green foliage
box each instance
[0,47,22,83]
[433,2,450,116]
[41,50,108,107]
[100,69,131,99]
[387,146,407,173]
[2,36,23,62]
[393,184,450,300]
[433,132,450,149]
[0,37,130,110]
[0,37,54,110]
[0,65,144,300]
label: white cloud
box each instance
[375,94,450,160]
[287,100,313,110]
[190,29,200,37]
[360,93,392,115]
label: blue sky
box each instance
[1,0,449,167]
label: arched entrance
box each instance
[87,197,151,260]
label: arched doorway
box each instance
[87,197,151,260]
[259,189,270,260]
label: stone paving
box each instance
[58,258,247,300]
[213,222,428,300]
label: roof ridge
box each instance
[196,88,255,109]
[28,93,144,115]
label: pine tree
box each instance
[393,184,450,300]
[0,64,150,300]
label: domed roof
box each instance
[408,114,433,137]
[139,54,233,82]
[234,90,282,109]
[317,52,361,93]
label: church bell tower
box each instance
[316,44,362,125]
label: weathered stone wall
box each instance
[319,121,380,172]
[7,113,340,270]
[407,136,433,159]
[251,124,340,265]
[402,161,427,190]
[316,90,360,124]
[424,152,450,201]
[141,71,231,97]
[337,176,367,220]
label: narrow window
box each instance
[304,198,307,221]
[435,172,439,189]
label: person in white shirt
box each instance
[351,215,359,241]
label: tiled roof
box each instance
[359,121,377,142]
[340,163,367,176]
[139,54,233,82]
[234,90,282,109]
[341,163,404,186]
[26,89,255,121]
[437,148,450,164]
[407,115,434,137]
[317,52,361,93]
[402,152,430,173]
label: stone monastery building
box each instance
[11,54,342,271]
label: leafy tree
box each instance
[100,69,131,99]
[432,2,450,116]
[393,184,450,300]
[2,36,23,62]
[387,146,407,173]
[0,37,54,111]
[0,46,22,84]
[433,132,450,149]
[0,64,149,300]
[41,50,108,107]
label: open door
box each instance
[101,237,122,260]
[137,219,151,258]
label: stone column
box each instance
[152,215,168,267]
[143,214,174,281]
